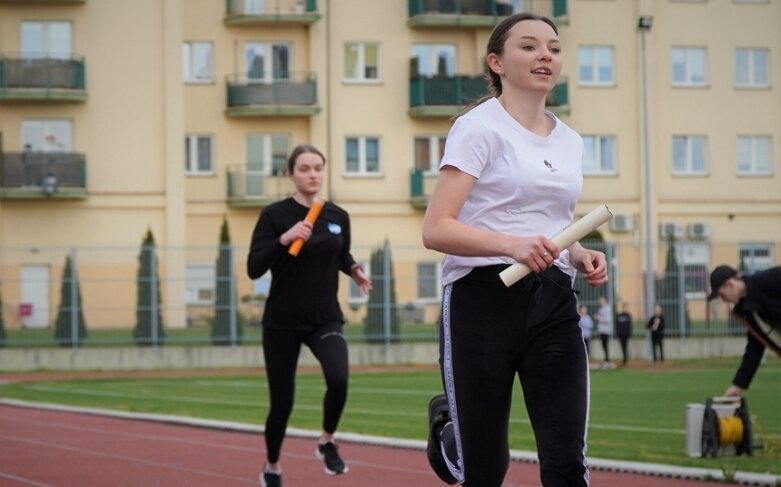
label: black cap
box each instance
[708,265,738,301]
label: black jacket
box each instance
[731,266,781,389]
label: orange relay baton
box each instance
[288,198,325,256]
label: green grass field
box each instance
[1,358,779,476]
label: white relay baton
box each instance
[498,204,613,287]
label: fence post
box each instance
[678,251,687,338]
[70,247,78,350]
[382,241,391,346]
[229,243,237,347]
[150,247,158,348]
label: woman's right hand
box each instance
[280,221,313,246]
[510,236,559,274]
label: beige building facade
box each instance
[0,0,778,330]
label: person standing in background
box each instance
[615,302,632,366]
[579,305,594,357]
[648,303,665,363]
[596,296,613,368]
[247,144,372,487]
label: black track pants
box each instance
[439,265,590,487]
[262,323,349,463]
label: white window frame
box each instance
[345,136,381,176]
[343,42,381,83]
[416,261,442,302]
[734,48,770,88]
[245,41,291,83]
[736,136,772,176]
[671,47,708,86]
[414,135,446,175]
[578,46,614,86]
[739,243,773,273]
[680,243,709,299]
[22,119,73,152]
[349,261,369,304]
[411,44,456,77]
[183,41,213,83]
[21,21,71,59]
[582,135,616,175]
[672,135,708,175]
[185,134,213,175]
[246,133,289,176]
[186,263,215,305]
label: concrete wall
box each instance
[0,336,751,372]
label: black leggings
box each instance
[262,323,349,463]
[439,265,590,487]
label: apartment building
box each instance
[0,0,778,330]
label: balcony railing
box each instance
[225,72,319,117]
[0,55,87,101]
[225,0,320,25]
[409,74,570,117]
[226,165,294,207]
[0,152,88,199]
[408,0,568,28]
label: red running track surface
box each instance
[0,404,731,487]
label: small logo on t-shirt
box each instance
[543,159,558,173]
[328,223,342,235]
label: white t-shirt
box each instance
[439,97,584,286]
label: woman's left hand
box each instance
[351,265,373,295]
[570,245,608,286]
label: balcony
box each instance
[224,0,320,26]
[225,72,319,117]
[408,0,568,28]
[0,55,87,102]
[409,74,488,118]
[409,74,570,118]
[410,169,437,209]
[226,165,294,207]
[0,151,88,199]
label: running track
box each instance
[1,402,775,487]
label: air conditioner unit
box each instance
[688,222,712,240]
[659,221,684,240]
[609,213,634,233]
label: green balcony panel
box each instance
[408,74,488,118]
[408,0,567,28]
[226,165,293,207]
[226,72,320,117]
[409,169,429,208]
[225,0,320,25]
[0,55,87,102]
[546,77,570,116]
[0,151,88,199]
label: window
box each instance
[680,243,709,298]
[185,134,213,175]
[246,134,289,176]
[22,119,72,151]
[417,262,441,301]
[414,136,446,174]
[245,42,290,82]
[411,44,456,77]
[739,244,773,273]
[183,41,213,83]
[672,47,707,86]
[737,136,772,175]
[578,46,614,85]
[349,262,369,303]
[344,42,380,82]
[21,21,71,59]
[672,136,707,175]
[345,137,381,175]
[582,135,616,175]
[735,48,769,88]
[186,264,215,305]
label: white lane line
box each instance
[0,472,54,487]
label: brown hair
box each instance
[458,12,558,116]
[287,143,326,174]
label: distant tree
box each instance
[363,240,400,343]
[134,229,165,346]
[0,282,6,347]
[655,236,690,337]
[54,255,88,347]
[212,217,244,345]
